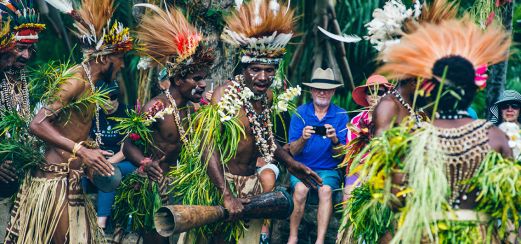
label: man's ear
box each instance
[174,77,183,87]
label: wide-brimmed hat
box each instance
[490,90,521,124]
[352,75,393,107]
[302,68,343,89]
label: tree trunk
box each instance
[487,1,514,119]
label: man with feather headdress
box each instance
[178,0,322,242]
[0,0,45,188]
[112,4,215,243]
[0,1,45,242]
[4,0,132,242]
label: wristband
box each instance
[68,141,85,164]
[140,157,153,166]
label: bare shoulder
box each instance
[375,95,399,112]
[487,125,513,158]
[267,89,274,104]
[210,84,231,104]
[62,66,87,96]
[143,95,168,112]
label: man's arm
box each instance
[288,114,310,156]
[488,126,513,159]
[289,126,314,156]
[275,143,322,189]
[373,97,400,136]
[123,138,145,167]
[206,85,248,220]
[29,72,114,176]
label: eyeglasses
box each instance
[109,94,119,101]
[366,88,386,96]
[499,103,521,110]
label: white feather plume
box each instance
[318,26,361,43]
[234,0,243,10]
[44,0,73,14]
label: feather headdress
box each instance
[221,0,296,65]
[0,0,45,44]
[0,17,15,52]
[134,4,214,78]
[377,18,511,89]
[319,0,458,55]
[44,0,132,60]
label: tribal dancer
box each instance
[0,0,45,116]
[0,0,45,185]
[0,1,44,242]
[112,4,214,243]
[338,18,518,243]
[172,0,321,243]
[5,0,132,242]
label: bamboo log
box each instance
[154,189,294,237]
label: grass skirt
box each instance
[5,165,105,244]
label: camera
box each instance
[312,125,327,136]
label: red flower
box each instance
[129,133,141,141]
[485,11,496,27]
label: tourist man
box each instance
[287,67,348,244]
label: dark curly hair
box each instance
[431,55,476,111]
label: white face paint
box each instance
[191,88,197,96]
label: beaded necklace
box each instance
[0,69,30,117]
[164,89,191,145]
[388,89,421,126]
[82,62,103,146]
[237,75,277,164]
[435,110,471,120]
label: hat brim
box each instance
[302,82,343,90]
[352,83,393,107]
[490,99,521,124]
[352,86,369,107]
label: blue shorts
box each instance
[290,169,341,190]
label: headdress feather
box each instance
[222,0,295,64]
[1,0,45,43]
[135,4,214,77]
[377,18,511,82]
[45,0,132,60]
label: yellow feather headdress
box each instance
[221,0,296,65]
[377,18,511,89]
[135,4,214,78]
[45,0,133,60]
[0,17,15,52]
[1,0,46,44]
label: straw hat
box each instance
[352,75,393,107]
[302,68,343,89]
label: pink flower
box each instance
[485,12,495,27]
[475,64,488,89]
[129,133,141,141]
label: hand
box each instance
[0,161,17,183]
[302,126,315,140]
[324,124,339,144]
[286,160,322,190]
[223,195,250,221]
[205,90,214,101]
[77,147,115,176]
[143,157,164,182]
